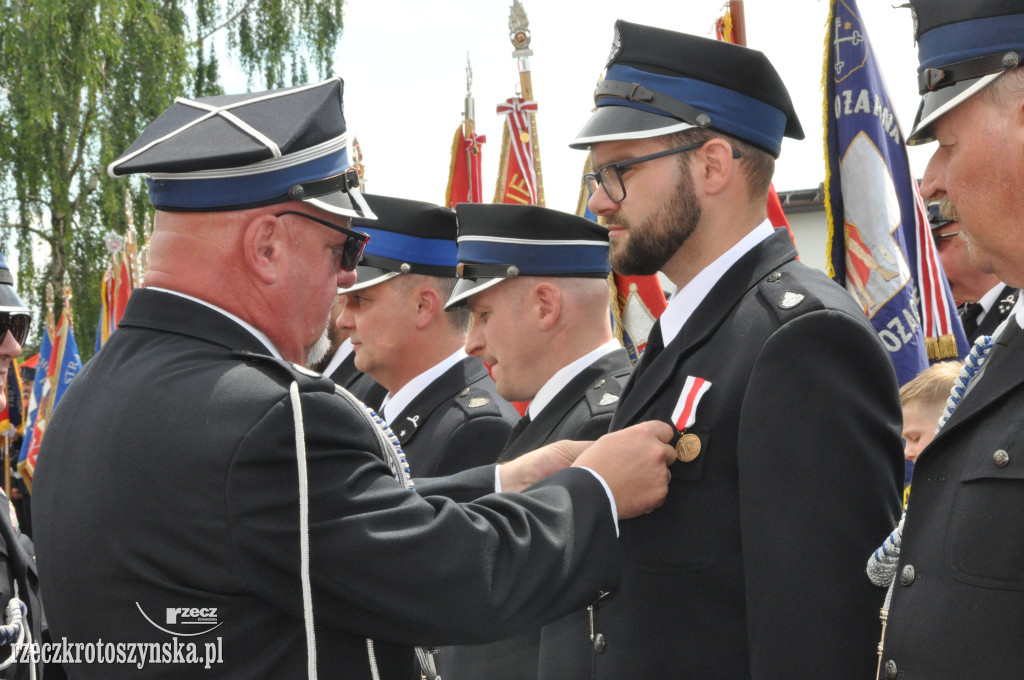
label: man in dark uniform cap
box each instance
[30,77,678,679]
[880,2,1024,678]
[337,194,519,477]
[561,20,904,680]
[436,203,633,680]
[928,201,1020,343]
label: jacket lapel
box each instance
[389,356,489,444]
[503,349,631,459]
[613,229,798,427]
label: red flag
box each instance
[97,234,136,350]
[493,98,541,205]
[445,127,486,208]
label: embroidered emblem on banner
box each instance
[671,376,712,432]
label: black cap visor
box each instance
[571,106,695,150]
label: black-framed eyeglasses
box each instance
[583,141,742,204]
[275,211,370,272]
[0,313,31,346]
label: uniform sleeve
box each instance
[736,309,903,677]
[571,413,614,442]
[225,389,620,648]
[431,415,514,477]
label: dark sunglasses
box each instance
[0,313,31,346]
[274,211,370,272]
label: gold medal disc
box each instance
[676,433,701,462]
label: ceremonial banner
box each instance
[96,232,136,351]
[18,326,51,485]
[493,98,541,206]
[20,307,81,489]
[445,126,486,208]
[824,0,966,384]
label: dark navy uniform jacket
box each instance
[548,228,904,680]
[384,356,518,478]
[438,347,633,680]
[32,289,621,679]
[882,316,1024,679]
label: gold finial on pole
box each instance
[44,282,54,321]
[507,0,545,206]
[62,272,73,318]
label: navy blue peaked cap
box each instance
[908,0,1024,144]
[571,20,803,157]
[108,78,375,221]
[446,204,610,309]
[340,195,458,293]
[0,251,27,315]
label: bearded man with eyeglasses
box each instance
[537,21,906,680]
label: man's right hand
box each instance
[573,421,676,519]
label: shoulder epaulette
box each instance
[453,385,505,418]
[756,268,827,324]
[584,368,631,416]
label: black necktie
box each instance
[633,322,665,381]
[960,302,985,337]
[506,414,531,446]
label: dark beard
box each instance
[609,173,701,276]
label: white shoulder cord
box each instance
[0,593,35,680]
[291,382,440,680]
[290,383,318,679]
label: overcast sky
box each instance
[233,0,932,214]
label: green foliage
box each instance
[0,0,345,360]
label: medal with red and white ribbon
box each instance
[670,376,711,461]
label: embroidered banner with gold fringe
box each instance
[823,0,967,384]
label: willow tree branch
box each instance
[195,0,259,44]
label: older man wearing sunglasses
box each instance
[30,78,677,679]
[0,250,41,680]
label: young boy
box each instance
[899,361,963,501]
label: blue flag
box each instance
[824,0,968,385]
[20,309,81,488]
[19,326,51,474]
